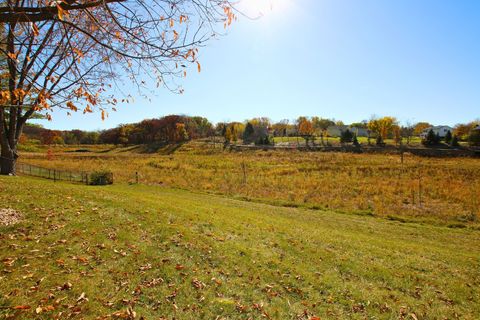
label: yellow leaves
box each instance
[56,4,65,20]
[196,61,201,73]
[35,305,55,314]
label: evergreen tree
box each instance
[422,129,440,146]
[340,129,353,144]
[445,130,452,144]
[451,135,460,147]
[352,134,360,146]
[468,129,480,146]
[243,122,254,143]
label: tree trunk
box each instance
[0,148,17,175]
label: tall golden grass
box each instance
[20,142,480,225]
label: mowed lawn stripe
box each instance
[0,176,479,319]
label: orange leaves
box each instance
[66,101,77,112]
[72,48,84,59]
[0,90,10,104]
[101,109,107,121]
[196,61,201,73]
[173,30,179,42]
[12,305,31,310]
[169,18,174,28]
[7,51,18,61]
[83,105,93,114]
[179,15,187,23]
[223,6,236,29]
[31,23,39,37]
[56,4,65,20]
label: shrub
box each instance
[376,135,385,146]
[444,130,452,144]
[340,129,353,144]
[422,129,440,146]
[451,135,460,147]
[89,170,114,185]
[352,134,360,147]
[468,129,480,146]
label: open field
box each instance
[1,176,479,319]
[272,136,425,146]
[19,141,480,227]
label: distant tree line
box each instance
[22,115,214,145]
[21,115,480,147]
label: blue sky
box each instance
[40,0,480,130]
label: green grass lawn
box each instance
[1,176,479,319]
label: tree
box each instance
[368,116,397,144]
[392,125,402,145]
[297,117,314,146]
[414,122,432,136]
[454,122,478,141]
[444,130,452,144]
[352,134,360,146]
[468,129,480,147]
[175,123,188,142]
[340,129,353,144]
[451,135,460,147]
[311,117,334,146]
[243,122,254,144]
[422,129,440,146]
[0,0,237,174]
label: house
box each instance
[326,125,349,137]
[349,127,369,137]
[420,125,453,139]
[326,125,369,137]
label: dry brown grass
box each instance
[20,142,480,226]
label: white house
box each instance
[420,125,453,139]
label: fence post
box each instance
[136,172,139,184]
[53,170,56,182]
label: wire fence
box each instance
[16,163,90,184]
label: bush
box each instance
[376,135,385,146]
[444,130,452,144]
[352,134,360,146]
[89,170,114,185]
[340,129,353,143]
[451,135,460,147]
[468,129,480,146]
[422,129,440,146]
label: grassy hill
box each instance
[1,176,479,319]
[19,142,480,227]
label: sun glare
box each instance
[240,0,291,17]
